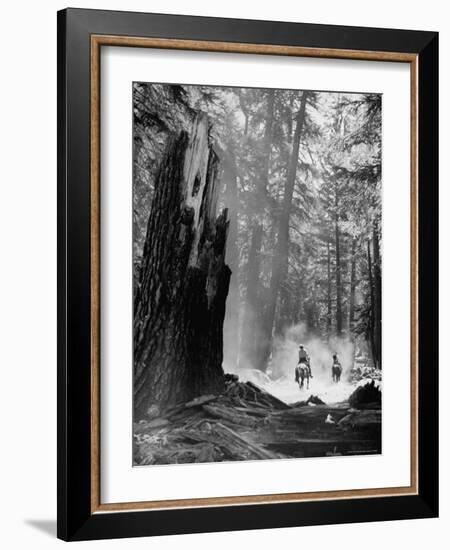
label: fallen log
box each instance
[202,404,258,427]
[233,406,272,417]
[245,381,291,410]
[134,418,171,433]
[213,422,282,460]
[338,409,381,428]
[185,394,218,408]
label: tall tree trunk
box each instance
[221,147,240,371]
[238,91,250,136]
[367,239,376,368]
[327,241,332,337]
[275,282,290,337]
[239,223,263,369]
[260,90,275,197]
[334,189,343,336]
[133,115,231,418]
[258,91,309,370]
[349,236,357,332]
[372,222,382,369]
[286,93,295,143]
[241,91,276,370]
[306,283,318,334]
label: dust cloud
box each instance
[224,322,372,406]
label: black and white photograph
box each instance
[0,0,443,546]
[132,82,382,466]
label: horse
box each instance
[332,363,342,383]
[295,363,310,390]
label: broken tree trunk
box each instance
[133,114,231,418]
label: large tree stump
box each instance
[134,114,231,419]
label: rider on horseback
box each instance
[298,345,313,378]
[331,353,342,382]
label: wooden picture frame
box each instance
[57,8,438,541]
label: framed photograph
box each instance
[57,8,438,541]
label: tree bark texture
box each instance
[134,114,231,418]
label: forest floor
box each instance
[133,372,382,466]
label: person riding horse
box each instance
[331,353,342,383]
[297,345,313,378]
[294,345,313,389]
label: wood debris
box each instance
[133,377,382,465]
